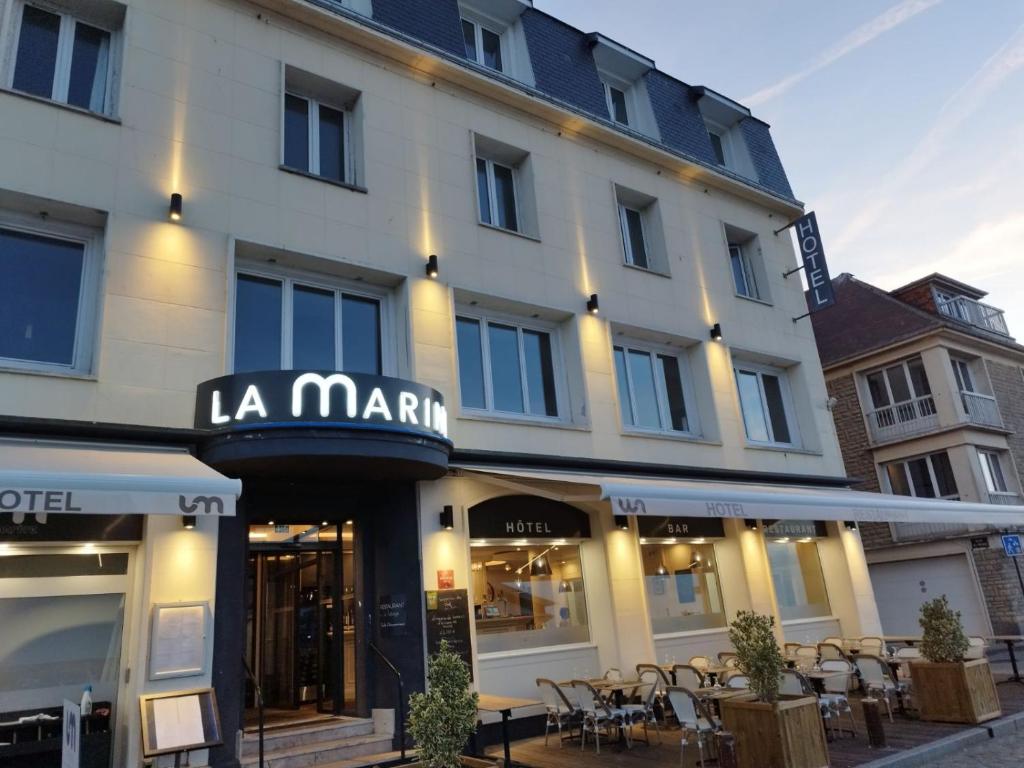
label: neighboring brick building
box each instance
[811,273,1024,635]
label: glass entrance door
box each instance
[246,523,356,720]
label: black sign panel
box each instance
[425,588,473,679]
[0,513,143,542]
[468,495,591,539]
[764,519,829,538]
[795,212,835,312]
[971,536,991,550]
[194,371,450,443]
[378,593,408,637]
[635,516,725,538]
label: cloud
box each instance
[744,0,942,106]
[832,22,1024,252]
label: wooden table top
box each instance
[694,687,746,700]
[989,635,1024,642]
[477,694,541,712]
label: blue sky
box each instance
[539,0,1024,337]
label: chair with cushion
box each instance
[570,679,632,754]
[665,686,720,768]
[854,654,908,721]
[780,670,831,734]
[672,663,705,691]
[818,660,856,738]
[536,678,578,748]
[635,665,671,719]
[784,642,803,657]
[717,651,738,665]
[621,677,661,744]
[859,636,884,657]
[724,673,749,689]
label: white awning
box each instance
[456,466,1024,526]
[0,439,241,518]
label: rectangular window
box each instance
[884,451,959,500]
[0,219,99,374]
[282,92,349,183]
[618,204,649,269]
[708,130,726,165]
[455,314,560,419]
[729,242,759,299]
[605,84,629,125]
[980,450,1009,494]
[766,539,831,620]
[641,542,725,634]
[233,269,383,374]
[461,17,502,72]
[10,2,115,114]
[735,365,795,445]
[475,158,519,232]
[471,543,589,653]
[614,344,693,434]
[951,358,975,392]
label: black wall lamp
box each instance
[844,520,858,530]
[182,515,196,529]
[425,253,439,279]
[586,293,600,315]
[613,515,630,531]
[439,504,454,530]
[169,193,183,222]
[710,322,723,342]
[744,519,759,530]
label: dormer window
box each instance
[706,122,730,166]
[462,18,503,71]
[695,87,756,177]
[605,83,629,125]
[587,33,659,138]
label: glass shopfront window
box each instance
[765,528,831,620]
[470,543,590,653]
[641,541,726,634]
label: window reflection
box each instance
[641,542,725,634]
[766,539,831,620]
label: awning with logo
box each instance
[456,466,1024,526]
[0,439,241,518]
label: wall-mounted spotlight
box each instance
[613,515,630,531]
[710,322,723,342]
[182,515,196,530]
[744,519,759,530]
[844,520,858,530]
[439,504,454,530]
[425,253,439,279]
[169,193,183,222]
[586,293,600,315]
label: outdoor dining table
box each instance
[477,694,540,768]
[990,635,1024,684]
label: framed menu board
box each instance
[425,589,473,679]
[139,688,222,757]
[149,602,209,680]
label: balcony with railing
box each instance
[936,295,1011,336]
[959,390,1004,428]
[988,491,1022,506]
[864,395,939,445]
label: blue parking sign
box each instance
[1002,534,1023,557]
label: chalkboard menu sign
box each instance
[425,589,473,680]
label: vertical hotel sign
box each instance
[782,211,835,318]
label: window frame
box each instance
[617,202,650,269]
[603,82,630,126]
[281,90,354,184]
[5,0,120,116]
[460,14,504,72]
[951,357,976,393]
[728,241,759,300]
[705,119,733,168]
[475,156,521,233]
[863,357,931,409]
[733,361,799,447]
[883,451,959,500]
[979,449,1010,494]
[0,208,102,376]
[454,306,567,423]
[613,339,700,438]
[229,262,392,375]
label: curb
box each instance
[857,710,1024,767]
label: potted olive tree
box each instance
[718,611,828,768]
[408,641,484,768]
[910,595,1001,723]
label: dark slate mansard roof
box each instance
[312,0,798,204]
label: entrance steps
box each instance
[241,717,398,768]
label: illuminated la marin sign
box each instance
[194,371,449,441]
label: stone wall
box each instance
[972,546,1024,635]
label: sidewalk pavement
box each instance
[931,729,1024,767]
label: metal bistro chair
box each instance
[570,679,632,754]
[688,655,712,675]
[604,667,624,682]
[621,676,661,744]
[793,645,819,672]
[818,642,848,662]
[818,660,856,738]
[636,663,673,723]
[822,636,844,648]
[717,651,738,666]
[894,645,921,680]
[854,654,908,722]
[536,678,578,748]
[666,686,720,768]
[780,669,833,735]
[672,663,706,691]
[858,636,885,657]
[784,642,803,657]
[724,673,749,689]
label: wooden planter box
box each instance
[720,693,829,768]
[910,658,1001,724]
